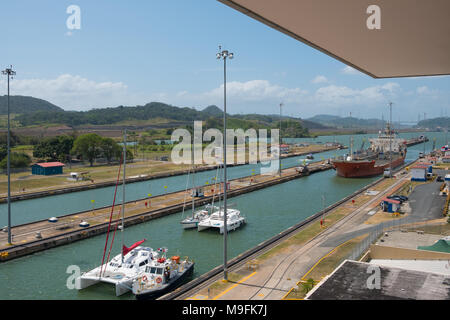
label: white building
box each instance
[410,165,428,182]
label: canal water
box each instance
[0,131,442,299]
[0,141,351,226]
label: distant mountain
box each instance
[202,105,224,117]
[306,114,385,129]
[417,117,450,130]
[11,100,313,137]
[0,95,63,114]
[15,102,209,127]
[307,114,341,124]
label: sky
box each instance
[0,0,449,122]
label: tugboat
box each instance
[132,250,194,300]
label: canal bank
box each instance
[0,133,423,204]
[0,145,342,204]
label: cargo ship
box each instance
[332,124,407,178]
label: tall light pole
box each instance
[217,46,233,281]
[388,102,393,178]
[2,66,16,244]
[279,103,283,177]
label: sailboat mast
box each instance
[191,143,195,218]
[121,129,126,264]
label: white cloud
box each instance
[202,80,308,104]
[416,86,437,95]
[314,82,400,107]
[311,75,329,84]
[341,66,362,75]
[0,74,131,110]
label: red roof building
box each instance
[31,162,65,175]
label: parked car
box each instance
[387,195,408,202]
[436,176,444,182]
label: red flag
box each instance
[122,239,146,256]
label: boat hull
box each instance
[76,273,133,296]
[180,220,198,229]
[333,153,406,178]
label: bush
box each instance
[0,152,32,169]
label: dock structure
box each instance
[0,160,333,262]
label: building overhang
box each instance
[218,0,450,78]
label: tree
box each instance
[301,278,315,294]
[0,152,31,169]
[71,133,103,166]
[33,135,74,162]
[100,137,122,164]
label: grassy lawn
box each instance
[256,211,346,262]
[0,160,191,195]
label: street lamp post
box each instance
[217,46,233,281]
[388,102,393,178]
[279,103,283,177]
[2,65,16,244]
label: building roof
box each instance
[369,259,450,277]
[417,239,450,254]
[219,0,450,78]
[306,260,450,300]
[33,162,65,168]
[382,197,400,204]
[411,165,429,169]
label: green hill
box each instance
[307,114,385,129]
[202,105,224,117]
[0,95,63,114]
[417,117,450,130]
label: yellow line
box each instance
[212,272,257,300]
[301,238,353,282]
[282,239,353,300]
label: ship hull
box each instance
[333,153,406,178]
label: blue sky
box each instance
[1,0,449,121]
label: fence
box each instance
[347,214,449,261]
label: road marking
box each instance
[212,272,257,300]
[301,238,353,281]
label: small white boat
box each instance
[197,208,245,234]
[181,209,209,229]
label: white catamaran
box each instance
[76,131,194,298]
[197,207,246,234]
[180,160,210,229]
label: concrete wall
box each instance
[369,244,450,260]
